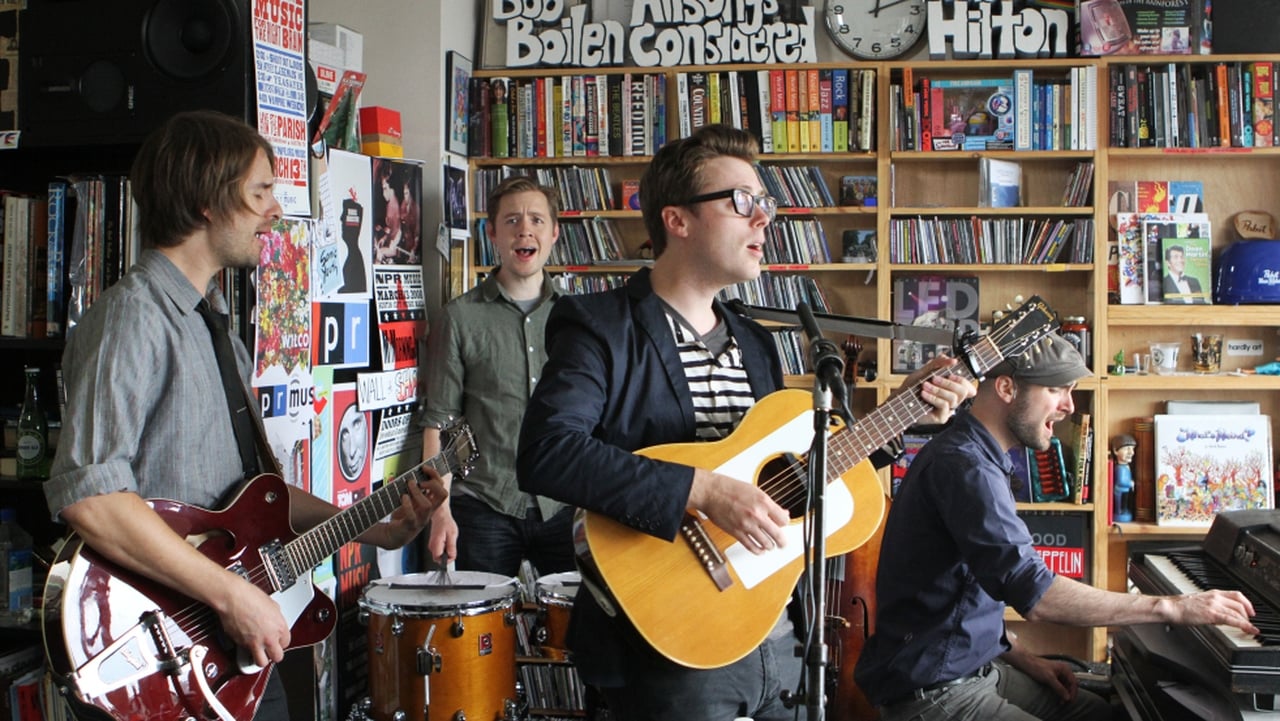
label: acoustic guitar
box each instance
[576,297,1059,668]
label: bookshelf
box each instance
[461,53,1280,665]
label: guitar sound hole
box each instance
[760,454,808,518]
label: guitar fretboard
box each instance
[823,333,1005,484]
[284,448,459,576]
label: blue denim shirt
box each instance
[854,411,1055,705]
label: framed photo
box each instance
[445,51,472,156]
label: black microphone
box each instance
[797,302,851,420]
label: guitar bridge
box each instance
[680,513,733,591]
[260,539,296,591]
[69,610,185,699]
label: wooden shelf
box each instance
[1110,523,1210,537]
[889,263,1092,272]
[1101,372,1280,390]
[461,54,1280,666]
[889,206,1094,217]
[1106,305,1280,326]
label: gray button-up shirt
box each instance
[419,271,563,519]
[46,250,251,516]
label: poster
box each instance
[251,0,311,216]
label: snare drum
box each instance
[360,571,518,721]
[534,571,580,661]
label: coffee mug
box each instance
[1150,342,1180,374]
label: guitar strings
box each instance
[155,435,468,657]
[750,321,1019,512]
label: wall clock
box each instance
[824,0,928,60]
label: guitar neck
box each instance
[825,336,996,480]
[285,453,452,574]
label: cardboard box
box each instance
[360,106,403,157]
[359,106,402,140]
[308,23,363,97]
[1078,0,1208,56]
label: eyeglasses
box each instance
[685,188,777,222]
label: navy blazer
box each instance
[517,269,785,684]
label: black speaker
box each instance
[1212,0,1280,53]
[18,0,255,146]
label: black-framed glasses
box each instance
[685,188,777,221]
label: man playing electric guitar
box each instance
[517,125,975,721]
[44,111,443,721]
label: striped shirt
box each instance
[665,311,754,440]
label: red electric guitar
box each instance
[41,420,477,721]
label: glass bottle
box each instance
[16,367,49,480]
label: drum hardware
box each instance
[391,617,404,636]
[450,618,464,637]
[417,623,442,675]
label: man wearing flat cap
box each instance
[856,334,1258,721]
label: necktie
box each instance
[195,299,260,479]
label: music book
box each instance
[1153,414,1274,526]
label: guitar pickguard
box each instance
[713,406,855,589]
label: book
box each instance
[1153,414,1274,526]
[1013,68,1034,151]
[831,69,850,153]
[840,229,876,263]
[490,76,511,159]
[979,157,1022,207]
[1255,62,1275,147]
[1055,412,1093,504]
[1159,232,1211,304]
[1139,214,1210,303]
[838,175,877,207]
[45,181,68,337]
[1113,212,1146,304]
[928,77,1016,151]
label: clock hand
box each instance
[871,0,912,14]
[868,0,884,17]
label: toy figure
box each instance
[1111,434,1137,522]
[948,106,967,136]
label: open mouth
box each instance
[514,246,537,259]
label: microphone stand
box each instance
[798,302,849,721]
[726,299,952,720]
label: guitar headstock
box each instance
[958,295,1061,378]
[440,418,480,479]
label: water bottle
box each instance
[16,367,49,480]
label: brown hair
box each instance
[638,124,759,258]
[487,175,560,226]
[130,110,275,249]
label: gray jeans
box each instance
[597,630,804,721]
[878,660,1113,721]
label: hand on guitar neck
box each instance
[893,355,976,426]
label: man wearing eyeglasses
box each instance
[518,124,974,720]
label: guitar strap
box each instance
[240,382,285,477]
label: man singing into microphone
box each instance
[517,125,975,721]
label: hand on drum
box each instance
[427,501,459,565]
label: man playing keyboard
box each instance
[856,334,1258,721]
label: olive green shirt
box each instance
[419,271,563,519]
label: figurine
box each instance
[1111,434,1137,522]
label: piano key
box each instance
[1143,554,1263,649]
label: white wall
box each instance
[308,0,478,311]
